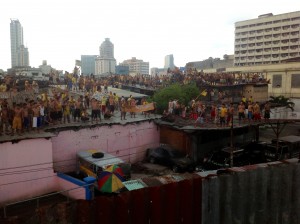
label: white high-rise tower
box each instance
[164,54,175,69]
[95,38,116,75]
[10,19,29,67]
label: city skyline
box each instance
[0,0,298,72]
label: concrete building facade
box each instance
[120,57,149,75]
[10,19,29,68]
[234,11,300,66]
[81,55,97,76]
[39,60,52,75]
[201,61,300,99]
[115,65,129,75]
[186,55,234,71]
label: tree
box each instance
[269,95,295,111]
[152,82,199,113]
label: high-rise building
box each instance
[234,11,300,66]
[164,54,175,69]
[99,38,114,58]
[81,55,97,76]
[120,57,149,75]
[95,38,116,75]
[10,19,29,67]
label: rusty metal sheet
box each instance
[114,192,131,224]
[76,200,93,224]
[148,186,163,224]
[192,177,202,224]
[131,188,149,224]
[95,196,114,224]
[163,182,179,224]
[178,179,194,224]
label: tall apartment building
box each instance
[120,57,149,75]
[164,54,175,69]
[234,11,300,66]
[95,38,116,75]
[10,19,29,67]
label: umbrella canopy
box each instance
[97,164,125,193]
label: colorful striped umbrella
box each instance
[97,164,125,193]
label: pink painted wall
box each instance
[0,121,160,205]
[0,139,57,205]
[51,121,160,172]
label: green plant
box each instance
[269,95,295,111]
[151,83,199,113]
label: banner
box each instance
[125,102,155,113]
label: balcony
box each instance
[290,38,299,44]
[272,54,280,59]
[246,58,256,63]
[289,53,299,57]
[247,45,256,50]
[263,49,272,55]
[281,54,289,58]
[272,35,281,41]
[280,41,290,47]
[247,38,256,44]
[248,32,256,37]
[280,49,290,54]
[291,24,300,29]
[289,46,299,52]
[247,51,256,56]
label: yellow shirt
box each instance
[220,107,227,117]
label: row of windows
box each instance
[236,31,300,42]
[236,16,300,30]
[235,53,299,60]
[235,39,300,48]
[235,46,299,53]
[272,74,300,88]
[235,62,280,66]
[236,25,300,36]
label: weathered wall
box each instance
[51,121,160,172]
[0,139,57,205]
[159,126,190,153]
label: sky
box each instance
[0,0,299,72]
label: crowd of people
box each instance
[89,69,269,91]
[0,69,272,136]
[165,96,271,128]
[0,77,152,136]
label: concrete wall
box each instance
[0,138,57,205]
[51,121,160,172]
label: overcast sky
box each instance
[0,0,299,72]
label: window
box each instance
[272,75,282,88]
[291,74,300,88]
